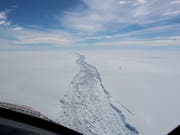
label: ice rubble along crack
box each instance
[58,53,139,135]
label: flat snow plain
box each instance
[0,50,180,135]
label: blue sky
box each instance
[0,0,180,50]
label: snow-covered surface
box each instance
[0,50,180,135]
[0,51,78,120]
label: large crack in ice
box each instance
[58,53,139,135]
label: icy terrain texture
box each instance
[58,53,139,135]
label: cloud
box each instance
[0,8,79,48]
[0,9,24,30]
[59,0,127,33]
[12,26,23,31]
[58,0,180,33]
[0,19,88,50]
[1,22,179,50]
[0,1,180,50]
[162,10,180,15]
[135,0,147,3]
[170,0,180,4]
[15,30,72,45]
[0,11,11,26]
[82,24,180,42]
[95,38,180,47]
